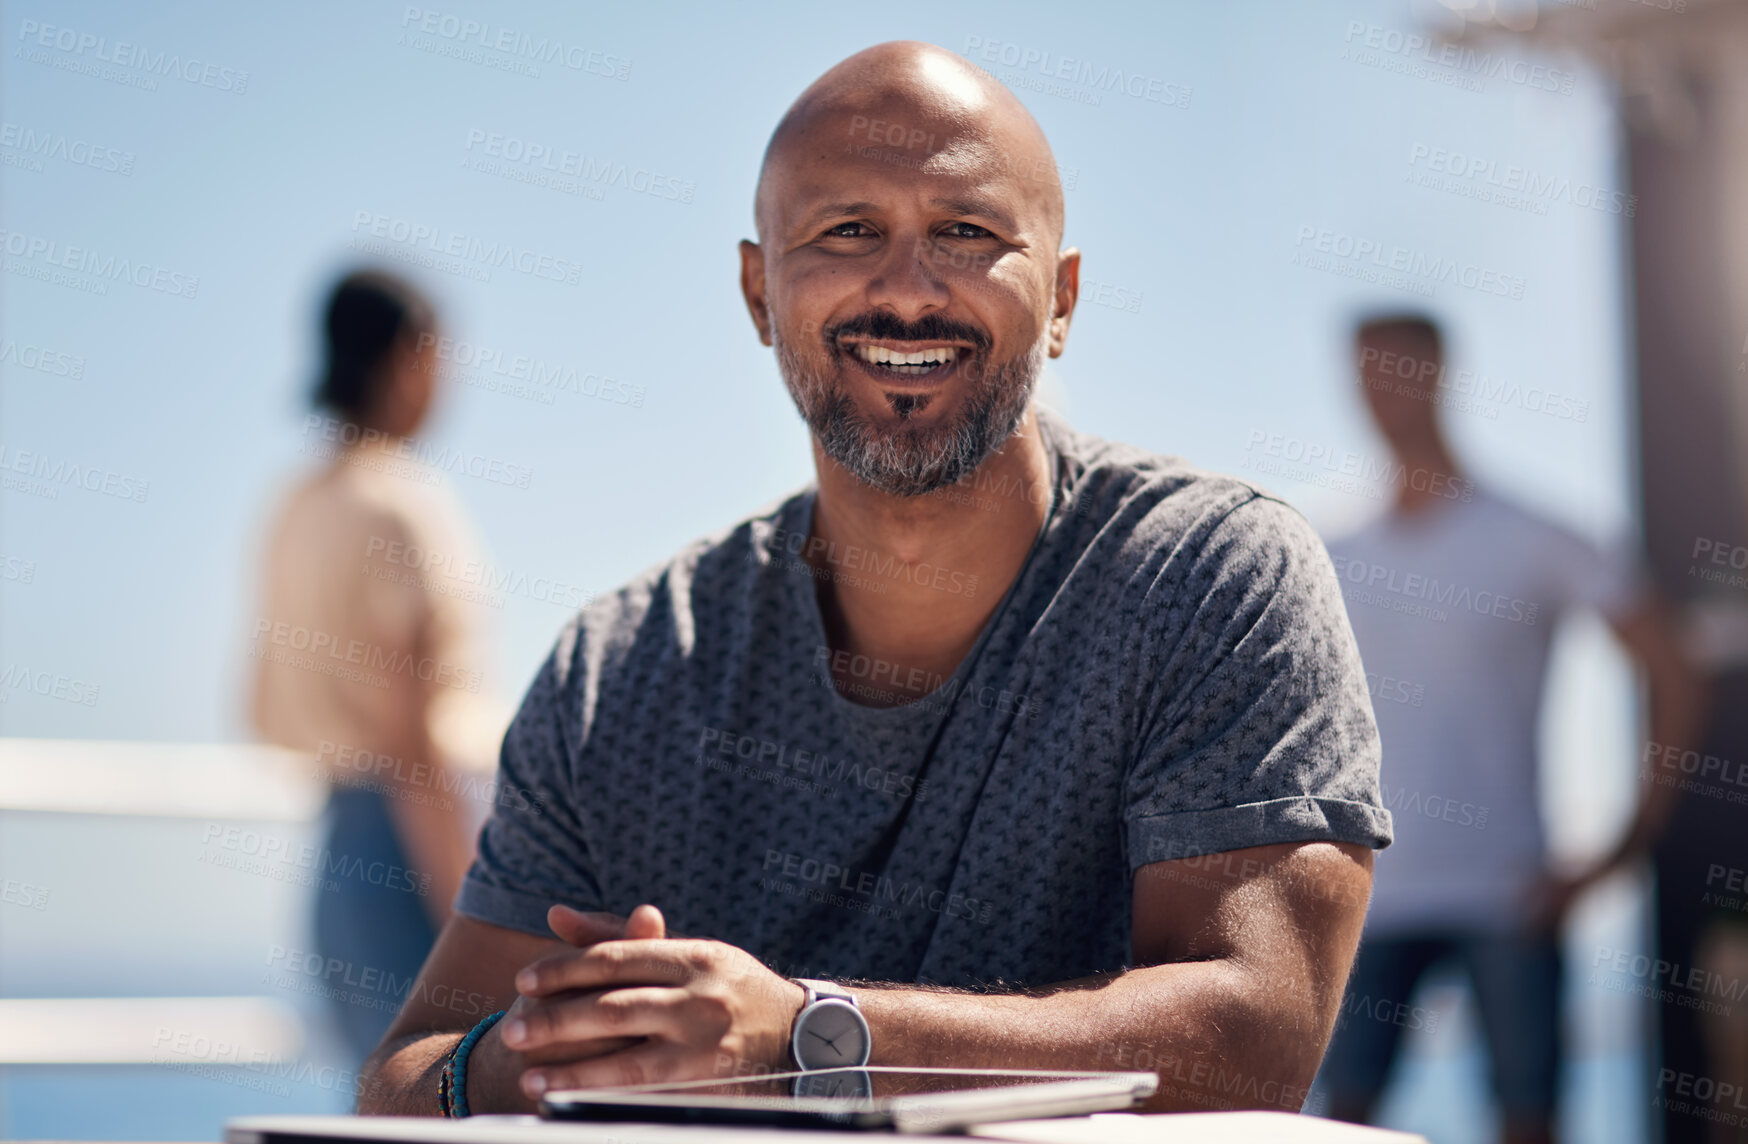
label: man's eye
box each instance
[826,222,873,238]
[942,222,992,239]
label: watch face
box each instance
[793,998,870,1069]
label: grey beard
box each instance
[775,333,1044,498]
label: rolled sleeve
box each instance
[1122,495,1393,870]
[455,625,605,935]
[1128,796,1396,865]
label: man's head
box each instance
[739,41,1079,497]
[1354,313,1445,460]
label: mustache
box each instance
[824,311,991,353]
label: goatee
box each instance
[775,321,1044,498]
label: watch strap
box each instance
[795,977,858,1008]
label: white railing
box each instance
[0,738,324,1065]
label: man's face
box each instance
[1356,328,1440,453]
[743,94,1074,497]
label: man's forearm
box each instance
[852,959,1327,1113]
[361,1021,642,1115]
[359,1031,460,1115]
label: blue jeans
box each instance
[1318,929,1562,1123]
[312,786,439,1063]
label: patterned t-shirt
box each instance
[457,408,1392,988]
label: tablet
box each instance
[540,1066,1159,1134]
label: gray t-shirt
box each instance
[458,409,1391,988]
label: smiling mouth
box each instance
[842,343,962,378]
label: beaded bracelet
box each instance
[439,1009,506,1118]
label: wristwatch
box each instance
[789,978,872,1070]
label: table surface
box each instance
[136,1109,1429,1144]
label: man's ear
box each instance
[739,239,773,346]
[1049,247,1081,359]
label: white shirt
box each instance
[1326,488,1639,934]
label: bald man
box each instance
[360,42,1393,1117]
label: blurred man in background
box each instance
[1317,313,1703,1144]
[251,270,507,1061]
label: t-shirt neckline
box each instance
[786,410,1067,725]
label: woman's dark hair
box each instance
[313,270,437,420]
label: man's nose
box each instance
[863,233,951,320]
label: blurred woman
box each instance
[251,270,504,1060]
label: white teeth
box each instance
[853,345,959,369]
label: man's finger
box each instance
[504,986,690,1053]
[523,1038,696,1097]
[624,903,667,940]
[518,939,699,997]
[518,1033,644,1067]
[547,904,630,947]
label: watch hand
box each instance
[806,1030,834,1044]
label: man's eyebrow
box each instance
[800,201,881,229]
[929,195,1018,233]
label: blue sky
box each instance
[2,0,1633,745]
[0,5,1654,1138]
